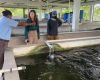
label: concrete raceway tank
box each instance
[15,36,100,80]
[2,31,100,80]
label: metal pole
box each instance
[45,41,55,60]
[0,66,26,75]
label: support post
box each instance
[90,5,94,23]
[38,0,42,21]
[23,8,26,18]
[72,0,81,32]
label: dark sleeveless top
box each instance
[24,19,40,39]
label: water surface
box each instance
[18,45,100,80]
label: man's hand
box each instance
[18,22,27,26]
[26,22,36,26]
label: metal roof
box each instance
[0,0,100,9]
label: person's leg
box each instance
[0,40,5,69]
[47,35,54,40]
[47,35,50,40]
[28,31,38,44]
[54,35,58,40]
[0,40,8,80]
[28,31,34,44]
[33,31,38,44]
[0,40,8,69]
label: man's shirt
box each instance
[0,16,18,40]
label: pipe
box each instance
[45,41,55,60]
[0,66,26,75]
[45,41,54,54]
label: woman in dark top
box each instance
[25,10,40,44]
[47,11,62,40]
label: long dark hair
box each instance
[28,10,38,25]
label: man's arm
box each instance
[57,18,62,27]
[18,22,35,27]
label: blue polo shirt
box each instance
[0,16,18,40]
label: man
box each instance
[0,10,28,70]
[47,11,62,40]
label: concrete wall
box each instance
[8,31,100,48]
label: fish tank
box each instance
[16,45,100,80]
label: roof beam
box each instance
[82,1,100,6]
